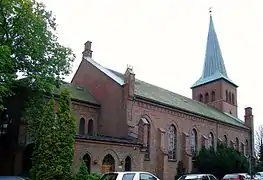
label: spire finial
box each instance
[209,7,212,15]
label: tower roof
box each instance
[191,14,237,88]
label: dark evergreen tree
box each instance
[196,143,249,179]
[56,89,76,179]
[30,99,61,180]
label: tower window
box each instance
[225,90,228,102]
[232,93,235,105]
[228,92,231,103]
[211,91,215,101]
[205,93,209,103]
[199,94,203,102]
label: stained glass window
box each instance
[190,129,197,156]
[168,125,177,160]
[208,132,214,149]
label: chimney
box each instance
[245,107,253,128]
[244,107,255,157]
[83,41,93,58]
[124,65,135,98]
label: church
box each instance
[3,14,254,180]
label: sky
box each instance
[39,0,263,129]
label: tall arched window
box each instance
[211,91,215,101]
[199,94,203,102]
[168,125,177,160]
[190,129,198,157]
[79,118,85,135]
[208,132,214,149]
[226,90,228,102]
[229,92,232,103]
[205,93,209,103]
[232,93,235,105]
[87,119,94,135]
[223,135,228,146]
[138,117,151,160]
[236,137,239,151]
[245,140,249,156]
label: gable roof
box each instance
[106,69,248,129]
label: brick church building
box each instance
[3,14,254,180]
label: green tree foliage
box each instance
[0,0,75,104]
[56,89,76,179]
[30,98,61,179]
[196,143,249,178]
[75,161,102,180]
[30,90,76,180]
[76,161,89,180]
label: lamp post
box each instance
[0,108,11,136]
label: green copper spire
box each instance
[191,12,237,88]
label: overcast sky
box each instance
[39,0,263,129]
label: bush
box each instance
[196,143,249,179]
[76,161,89,180]
[75,162,102,180]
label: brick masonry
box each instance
[14,43,254,180]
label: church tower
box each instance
[191,12,238,117]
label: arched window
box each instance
[87,119,94,135]
[199,94,203,102]
[124,156,131,171]
[232,93,235,105]
[83,154,91,173]
[205,93,209,103]
[138,117,151,160]
[208,132,214,149]
[241,143,245,155]
[168,125,177,160]
[79,118,85,135]
[236,137,239,151]
[226,90,228,102]
[245,139,249,156]
[211,91,215,101]
[229,92,232,103]
[190,129,198,157]
[102,154,115,172]
[223,135,228,146]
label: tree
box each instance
[30,98,61,180]
[256,125,263,158]
[196,143,249,179]
[255,125,263,171]
[76,161,89,180]
[56,89,76,179]
[30,90,76,180]
[0,0,75,104]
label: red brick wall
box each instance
[192,79,237,117]
[71,59,128,137]
[127,99,250,180]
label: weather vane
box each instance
[209,7,212,15]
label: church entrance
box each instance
[102,154,115,173]
[124,156,131,171]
